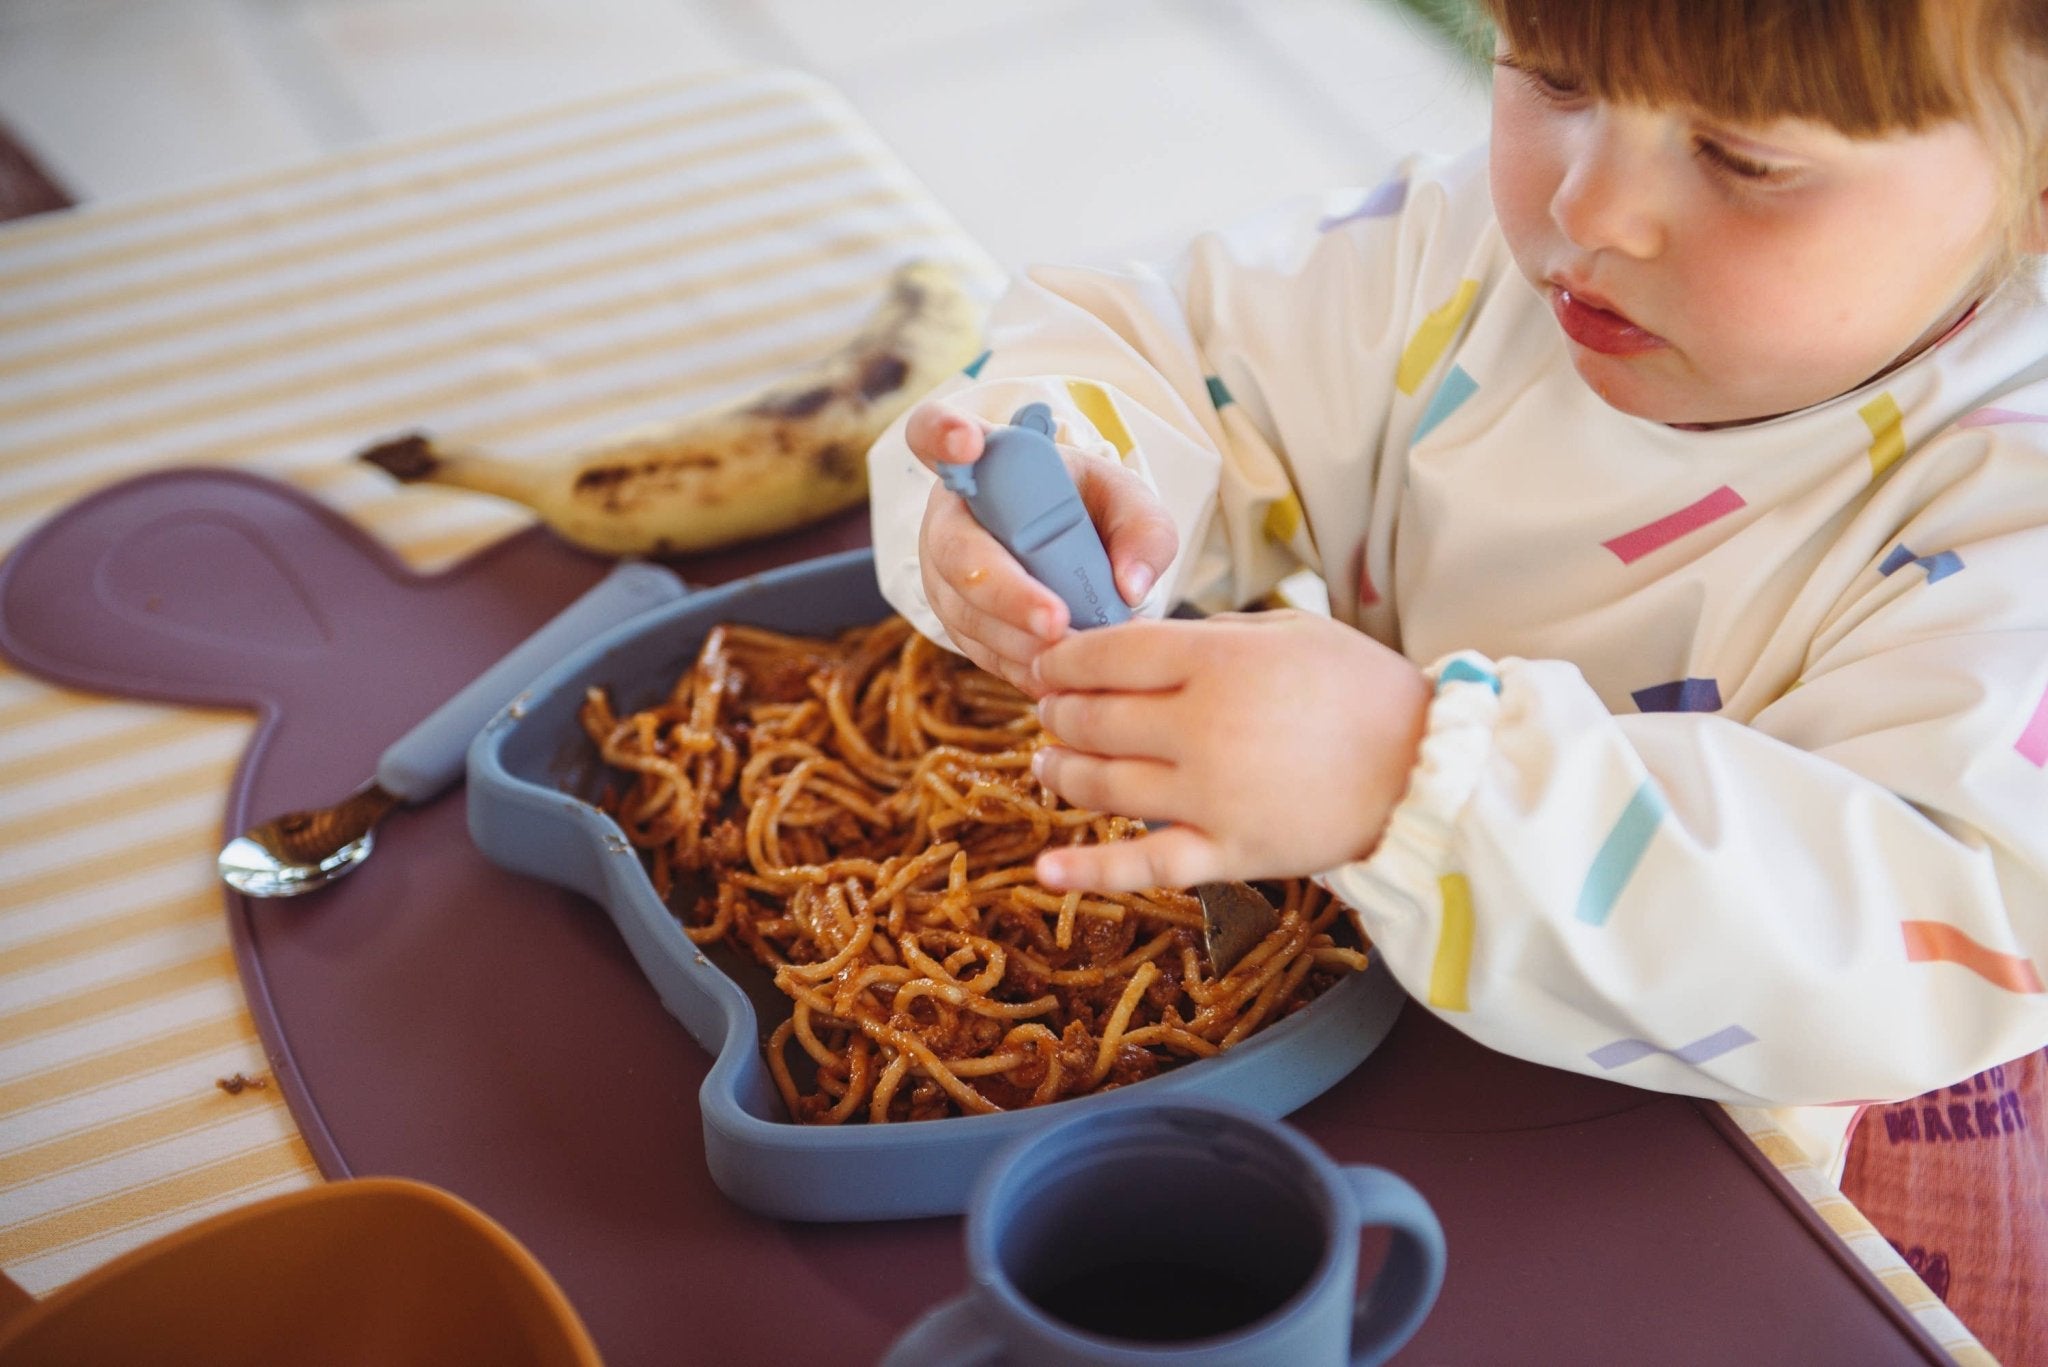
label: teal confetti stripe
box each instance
[1435,657,1500,694]
[1413,365,1477,443]
[1575,780,1668,926]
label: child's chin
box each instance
[1567,356,1734,427]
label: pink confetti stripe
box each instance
[1602,486,1747,565]
[2017,682,2048,767]
[1958,407,2047,428]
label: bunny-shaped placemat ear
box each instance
[0,468,418,709]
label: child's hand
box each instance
[907,401,1177,697]
[1029,611,1431,890]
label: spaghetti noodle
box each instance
[579,615,1368,1124]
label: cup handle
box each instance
[1341,1166,1447,1367]
[878,1292,1007,1367]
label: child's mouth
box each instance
[1550,286,1668,356]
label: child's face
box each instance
[1489,51,2011,426]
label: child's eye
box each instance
[1694,138,1792,185]
[1493,55,1585,103]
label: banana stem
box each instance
[359,433,546,505]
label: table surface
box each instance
[0,73,1991,1364]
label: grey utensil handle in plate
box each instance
[375,560,688,803]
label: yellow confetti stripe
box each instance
[1262,493,1303,545]
[1396,279,1479,395]
[1428,874,1475,1011]
[1065,380,1135,458]
[1860,392,1905,479]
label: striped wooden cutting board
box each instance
[0,66,999,1296]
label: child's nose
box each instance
[1550,117,1668,260]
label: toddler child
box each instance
[868,1,2048,1352]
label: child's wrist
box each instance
[1321,650,1504,910]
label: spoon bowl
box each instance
[214,562,691,899]
[218,782,401,897]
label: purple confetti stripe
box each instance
[1880,543,1965,584]
[1318,178,1408,231]
[1631,677,1722,713]
[1588,1024,1757,1071]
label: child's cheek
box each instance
[1487,111,1565,283]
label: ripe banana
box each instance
[358,259,986,557]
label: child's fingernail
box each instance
[1031,747,1049,780]
[1029,607,1057,639]
[1123,564,1154,601]
[945,425,975,461]
[1037,852,1067,887]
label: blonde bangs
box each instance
[1480,0,1980,135]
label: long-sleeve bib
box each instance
[866,148,2048,1126]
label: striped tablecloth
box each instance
[0,66,1992,1364]
[0,66,999,1297]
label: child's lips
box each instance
[1550,285,1668,356]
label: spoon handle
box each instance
[374,561,688,803]
[935,401,1131,630]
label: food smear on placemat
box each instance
[578,615,1368,1123]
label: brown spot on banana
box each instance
[856,353,909,400]
[811,442,857,483]
[572,452,724,511]
[746,385,835,420]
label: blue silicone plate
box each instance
[465,548,1405,1221]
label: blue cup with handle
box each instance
[880,1099,1446,1367]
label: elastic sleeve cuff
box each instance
[1319,650,1503,919]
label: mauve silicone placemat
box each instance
[0,470,1946,1365]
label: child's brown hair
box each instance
[1477,0,2048,267]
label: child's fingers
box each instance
[1036,821,1218,894]
[950,628,1043,699]
[1072,455,1178,605]
[924,574,1054,692]
[923,490,1069,642]
[1034,690,1180,762]
[1033,619,1198,694]
[1031,746,1184,828]
[905,402,987,471]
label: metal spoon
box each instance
[218,561,689,897]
